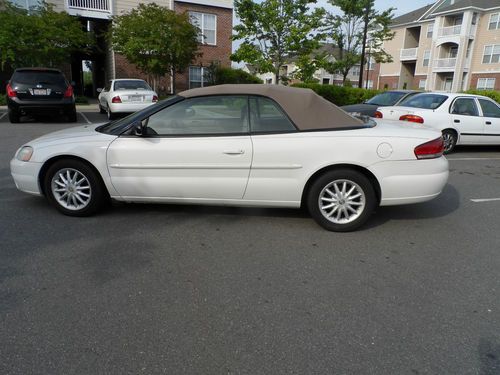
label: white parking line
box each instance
[0,113,6,121]
[79,112,92,124]
[471,198,500,203]
[448,157,500,161]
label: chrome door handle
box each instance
[223,150,245,155]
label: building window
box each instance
[366,80,373,89]
[477,78,496,90]
[350,66,360,76]
[423,50,431,67]
[483,45,500,64]
[427,24,434,38]
[489,13,500,30]
[419,79,427,89]
[189,66,208,88]
[366,57,375,70]
[189,12,217,45]
[265,78,272,84]
[322,78,330,85]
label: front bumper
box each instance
[108,102,156,114]
[371,156,449,206]
[10,158,43,196]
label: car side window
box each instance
[451,98,479,116]
[249,96,296,133]
[478,99,500,118]
[146,96,249,136]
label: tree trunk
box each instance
[275,68,280,85]
[172,69,176,94]
[358,2,371,88]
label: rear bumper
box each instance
[108,102,156,114]
[371,156,449,206]
[8,97,75,114]
[10,158,43,196]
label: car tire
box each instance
[442,129,457,154]
[99,104,106,114]
[307,169,377,232]
[44,159,107,217]
[106,104,115,120]
[67,110,78,123]
[8,108,20,124]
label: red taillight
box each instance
[63,85,73,98]
[6,83,16,98]
[374,111,383,118]
[414,137,444,160]
[152,95,158,102]
[399,114,424,124]
[111,96,122,103]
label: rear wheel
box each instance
[307,169,376,232]
[44,159,107,216]
[442,129,457,154]
[66,110,77,123]
[106,103,115,120]
[99,103,106,114]
[8,108,20,123]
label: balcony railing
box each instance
[434,58,457,69]
[438,25,462,37]
[67,0,111,13]
[400,48,418,60]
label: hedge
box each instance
[211,66,263,85]
[0,94,6,106]
[291,83,381,106]
[463,89,500,103]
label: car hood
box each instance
[28,123,116,147]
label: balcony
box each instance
[433,58,457,72]
[400,48,418,61]
[438,25,461,37]
[66,0,112,19]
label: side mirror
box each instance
[132,120,145,136]
[97,88,103,93]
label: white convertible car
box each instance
[375,92,500,153]
[11,85,448,231]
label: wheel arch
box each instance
[38,155,109,197]
[301,164,382,208]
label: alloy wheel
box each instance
[318,179,366,224]
[51,168,92,210]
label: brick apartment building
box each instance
[379,0,500,92]
[5,0,233,95]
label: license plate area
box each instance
[31,88,50,96]
[128,95,143,102]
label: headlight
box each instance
[16,146,33,162]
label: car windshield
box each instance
[12,71,66,86]
[96,96,182,135]
[114,80,152,91]
[365,92,408,106]
[398,94,448,109]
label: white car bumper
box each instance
[108,102,156,114]
[372,156,449,206]
[10,158,43,196]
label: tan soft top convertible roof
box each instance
[179,84,364,131]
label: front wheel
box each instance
[307,169,377,232]
[442,130,457,154]
[44,159,107,216]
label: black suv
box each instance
[6,68,77,123]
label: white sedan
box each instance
[98,79,158,120]
[10,85,448,232]
[375,92,500,153]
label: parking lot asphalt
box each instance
[1,111,500,375]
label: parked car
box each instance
[98,79,158,120]
[341,90,419,117]
[375,92,500,153]
[6,68,76,123]
[10,85,448,232]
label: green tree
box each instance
[232,0,325,84]
[111,3,200,93]
[0,1,91,70]
[323,0,394,86]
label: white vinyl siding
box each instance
[189,12,217,45]
[476,78,495,90]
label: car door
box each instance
[449,97,485,144]
[106,95,253,200]
[477,98,500,143]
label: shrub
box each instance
[291,83,381,106]
[74,96,89,105]
[208,66,263,85]
[463,89,500,103]
[0,94,6,106]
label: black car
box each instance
[341,90,419,117]
[6,68,77,123]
